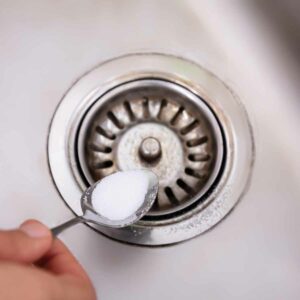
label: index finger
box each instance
[37,238,91,283]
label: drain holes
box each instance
[94,160,113,169]
[95,126,116,140]
[176,179,195,195]
[157,99,168,119]
[180,120,199,135]
[170,106,184,126]
[142,97,150,119]
[188,153,210,162]
[164,187,180,205]
[107,111,124,129]
[152,198,160,209]
[185,168,206,179]
[123,101,136,122]
[186,136,208,147]
[89,144,112,153]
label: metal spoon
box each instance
[51,170,158,236]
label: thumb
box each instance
[0,219,53,263]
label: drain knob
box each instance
[139,137,162,163]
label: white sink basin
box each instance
[0,1,299,299]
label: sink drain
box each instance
[48,53,254,246]
[77,80,224,219]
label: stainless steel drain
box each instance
[77,80,224,218]
[48,53,254,246]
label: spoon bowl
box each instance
[51,170,158,235]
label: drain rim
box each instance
[76,79,225,218]
[48,53,254,246]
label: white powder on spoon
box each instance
[91,170,154,221]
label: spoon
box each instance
[51,170,158,236]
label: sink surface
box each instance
[0,1,299,299]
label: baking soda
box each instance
[91,170,153,221]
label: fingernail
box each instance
[20,221,50,238]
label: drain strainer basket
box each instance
[48,54,254,246]
[77,79,224,219]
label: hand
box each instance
[0,220,96,300]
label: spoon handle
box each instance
[51,216,84,236]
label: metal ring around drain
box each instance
[48,53,254,246]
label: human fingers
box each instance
[38,238,96,299]
[0,220,52,264]
[0,261,96,300]
[38,238,92,282]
